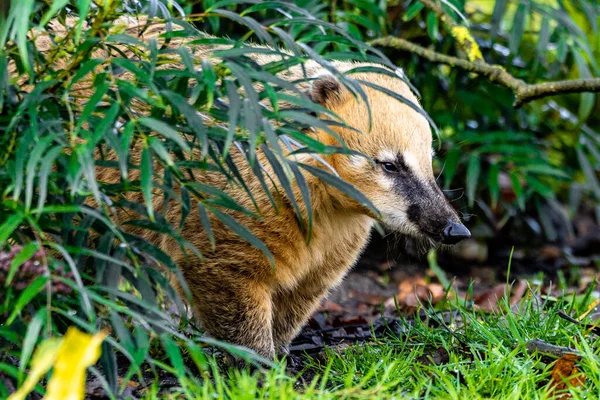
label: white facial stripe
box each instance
[377,150,397,163]
[403,151,420,172]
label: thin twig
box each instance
[369,36,600,108]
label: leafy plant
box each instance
[0,0,408,397]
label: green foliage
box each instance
[0,0,404,396]
[0,0,599,398]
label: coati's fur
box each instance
[30,17,469,359]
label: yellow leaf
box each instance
[8,338,63,400]
[44,327,108,400]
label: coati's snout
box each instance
[371,154,471,245]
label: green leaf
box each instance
[426,11,438,41]
[25,136,54,212]
[197,203,216,249]
[577,147,600,198]
[6,276,48,325]
[262,146,305,233]
[141,146,155,222]
[509,2,528,55]
[466,154,480,208]
[298,163,379,217]
[36,146,62,213]
[208,207,274,266]
[537,18,551,56]
[488,163,500,209]
[491,0,508,40]
[9,0,35,73]
[403,2,424,21]
[573,50,594,121]
[7,242,39,286]
[510,171,525,211]
[138,117,191,153]
[161,90,208,156]
[0,213,24,247]
[19,309,46,382]
[161,335,186,377]
[443,148,461,190]
[38,0,69,27]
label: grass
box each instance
[137,274,600,400]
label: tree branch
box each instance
[369,36,600,108]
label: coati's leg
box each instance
[190,267,275,359]
[272,271,342,355]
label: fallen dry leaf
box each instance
[474,283,507,312]
[388,277,448,309]
[549,353,585,399]
[474,280,528,312]
[318,300,343,313]
[510,280,528,307]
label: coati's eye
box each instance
[380,162,398,173]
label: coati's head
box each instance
[309,69,470,245]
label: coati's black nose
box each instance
[441,221,471,245]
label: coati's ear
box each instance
[309,73,350,108]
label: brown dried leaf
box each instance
[510,280,528,307]
[317,300,343,313]
[549,353,585,399]
[474,280,528,312]
[474,283,507,312]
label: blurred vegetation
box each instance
[0,0,598,398]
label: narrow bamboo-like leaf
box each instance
[161,335,186,377]
[443,148,461,190]
[12,134,31,202]
[288,161,313,242]
[491,0,508,40]
[426,11,438,41]
[573,50,594,121]
[537,18,551,57]
[38,0,69,26]
[7,242,39,286]
[209,207,274,266]
[148,137,174,167]
[577,147,600,198]
[262,146,305,232]
[510,171,525,211]
[197,203,216,249]
[6,276,48,325]
[223,80,241,159]
[180,186,191,229]
[466,154,480,208]
[24,136,54,211]
[211,9,275,47]
[35,146,62,213]
[138,117,190,152]
[0,214,24,247]
[141,146,155,222]
[509,3,528,55]
[19,309,45,382]
[161,90,208,156]
[99,344,119,395]
[488,163,500,209]
[298,162,379,216]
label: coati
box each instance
[33,17,471,360]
